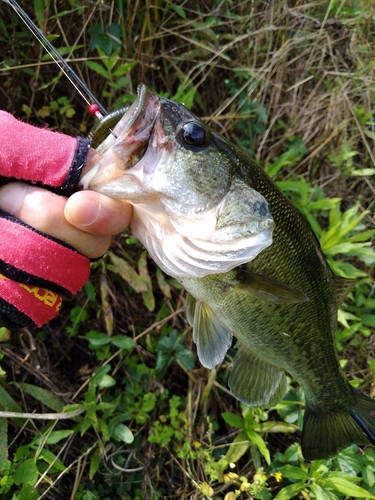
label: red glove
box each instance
[0,111,91,328]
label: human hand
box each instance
[0,147,132,329]
[0,182,132,259]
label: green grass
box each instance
[0,0,375,498]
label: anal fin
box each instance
[186,293,233,369]
[228,344,287,408]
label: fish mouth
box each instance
[80,84,159,190]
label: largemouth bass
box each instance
[81,84,375,460]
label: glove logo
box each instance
[0,273,62,312]
[18,283,62,311]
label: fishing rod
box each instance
[5,0,108,119]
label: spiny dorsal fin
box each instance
[229,269,309,304]
[333,274,355,306]
[186,293,233,369]
[228,343,287,408]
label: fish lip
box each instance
[119,84,158,143]
[93,83,159,157]
[80,84,160,191]
[111,84,160,167]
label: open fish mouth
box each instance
[80,84,159,190]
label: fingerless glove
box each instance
[0,111,91,328]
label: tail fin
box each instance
[302,386,375,460]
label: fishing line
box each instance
[5,0,108,118]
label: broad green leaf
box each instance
[328,259,367,278]
[92,365,115,388]
[200,482,214,496]
[345,229,375,243]
[102,52,120,72]
[65,107,75,118]
[41,45,85,60]
[33,429,74,445]
[14,458,38,486]
[309,198,341,211]
[363,466,375,487]
[17,383,64,412]
[89,448,100,480]
[33,0,44,28]
[223,430,250,464]
[85,330,110,346]
[273,482,305,500]
[278,464,310,481]
[255,421,299,433]
[221,412,244,429]
[91,34,113,56]
[324,242,371,256]
[352,168,375,176]
[85,60,110,79]
[114,424,134,443]
[141,394,157,413]
[17,483,40,500]
[155,351,173,380]
[0,385,22,413]
[111,335,135,350]
[363,130,375,141]
[336,449,363,475]
[245,428,270,465]
[0,326,9,342]
[94,402,116,412]
[175,349,195,370]
[37,449,66,471]
[362,314,375,327]
[96,374,116,388]
[324,477,375,498]
[167,3,187,19]
[84,281,96,301]
[98,418,110,441]
[112,62,136,76]
[310,481,339,500]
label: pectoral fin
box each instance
[186,293,232,369]
[230,269,309,304]
[228,344,287,408]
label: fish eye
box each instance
[178,121,207,149]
